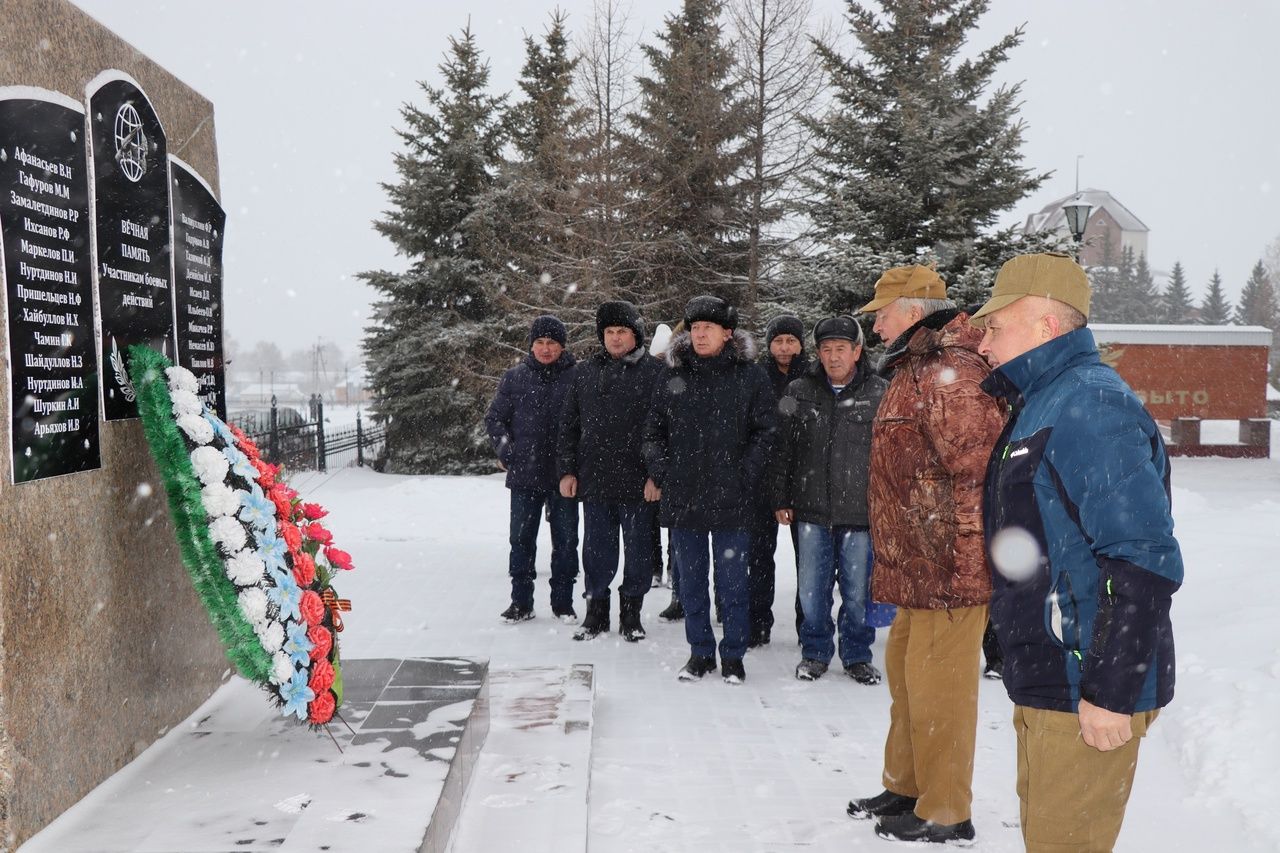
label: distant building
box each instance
[1023,188,1149,267]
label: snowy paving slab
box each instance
[20,658,489,853]
[450,664,594,853]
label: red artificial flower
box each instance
[308,658,335,694]
[307,625,332,660]
[301,502,329,521]
[308,691,336,725]
[299,590,326,626]
[268,485,293,518]
[305,523,334,546]
[324,546,354,571]
[293,551,316,587]
[280,520,302,553]
[252,458,277,488]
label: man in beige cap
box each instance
[846,265,1005,845]
[972,252,1183,852]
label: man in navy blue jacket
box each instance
[971,253,1183,852]
[485,315,579,623]
[558,301,664,642]
[643,295,777,684]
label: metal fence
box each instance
[229,395,386,472]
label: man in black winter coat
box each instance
[643,295,777,684]
[558,301,664,642]
[771,316,888,684]
[748,314,810,646]
[484,315,579,623]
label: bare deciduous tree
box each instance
[574,0,642,306]
[727,0,829,318]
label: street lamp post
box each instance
[1062,194,1093,262]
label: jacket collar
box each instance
[879,307,962,374]
[981,327,1100,407]
[594,345,648,366]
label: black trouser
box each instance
[747,518,801,638]
[982,619,1003,666]
[651,518,679,597]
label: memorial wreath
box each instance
[130,345,352,728]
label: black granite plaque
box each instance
[87,73,173,420]
[0,88,101,483]
[169,157,227,420]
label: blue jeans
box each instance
[583,501,656,600]
[797,522,875,667]
[671,528,750,661]
[508,488,579,612]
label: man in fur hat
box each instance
[642,295,776,684]
[558,300,664,642]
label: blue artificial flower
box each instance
[283,620,314,668]
[279,669,315,721]
[256,530,288,574]
[268,568,303,623]
[204,412,238,445]
[223,444,259,481]
[239,488,277,531]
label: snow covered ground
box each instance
[21,433,1280,851]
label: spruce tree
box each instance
[1199,270,1233,325]
[1126,251,1160,322]
[1160,261,1195,324]
[473,13,595,348]
[804,0,1049,311]
[1086,234,1123,323]
[624,0,752,317]
[360,27,507,474]
[1235,260,1279,328]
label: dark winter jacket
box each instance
[484,350,577,492]
[769,357,887,528]
[642,331,777,530]
[557,346,664,503]
[982,327,1183,716]
[868,310,1005,609]
[763,352,810,401]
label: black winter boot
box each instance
[573,596,610,641]
[658,593,684,622]
[619,593,647,642]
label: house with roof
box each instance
[1022,188,1149,267]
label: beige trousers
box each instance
[1015,704,1159,852]
[881,604,987,825]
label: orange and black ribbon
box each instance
[321,588,352,632]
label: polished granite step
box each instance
[20,658,490,853]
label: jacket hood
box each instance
[666,328,757,369]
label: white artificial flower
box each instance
[208,515,247,552]
[190,446,229,485]
[165,366,199,394]
[257,620,285,652]
[270,651,295,686]
[170,389,203,417]
[238,587,269,631]
[178,414,215,445]
[200,483,241,518]
[225,549,266,586]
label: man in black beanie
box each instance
[485,314,579,623]
[558,300,664,641]
[748,314,810,646]
[643,295,776,684]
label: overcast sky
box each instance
[70,0,1279,362]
